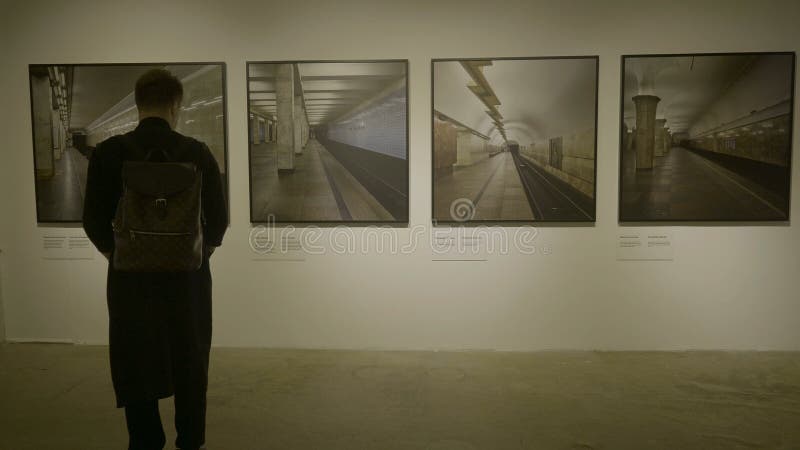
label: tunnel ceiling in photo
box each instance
[621,54,782,134]
[433,58,597,145]
[248,62,406,126]
[68,64,208,132]
[69,65,156,131]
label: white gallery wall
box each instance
[0,0,799,351]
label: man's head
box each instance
[135,68,183,128]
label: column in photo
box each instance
[51,109,62,161]
[276,64,296,171]
[52,87,68,162]
[455,129,473,166]
[624,123,635,152]
[654,118,667,157]
[294,91,305,154]
[633,94,660,169]
[433,116,458,174]
[250,115,260,144]
[31,68,55,179]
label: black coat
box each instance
[82,117,228,407]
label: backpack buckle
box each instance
[155,198,167,219]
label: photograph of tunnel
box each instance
[247,60,408,223]
[620,52,795,221]
[29,63,228,223]
[432,57,598,223]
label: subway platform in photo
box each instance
[621,53,793,222]
[248,62,408,223]
[30,63,228,223]
[432,58,597,223]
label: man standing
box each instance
[83,68,227,450]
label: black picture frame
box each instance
[618,51,796,223]
[245,59,410,225]
[28,61,230,224]
[431,55,600,225]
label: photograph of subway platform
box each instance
[247,61,408,223]
[433,57,597,223]
[29,63,228,222]
[620,53,794,222]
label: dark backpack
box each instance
[112,135,204,272]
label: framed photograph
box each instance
[29,62,229,223]
[432,56,598,223]
[619,52,795,222]
[246,60,409,223]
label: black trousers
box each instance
[123,296,209,450]
[124,383,207,450]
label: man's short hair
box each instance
[135,69,183,110]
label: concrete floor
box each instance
[1,344,800,449]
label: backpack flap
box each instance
[123,161,197,197]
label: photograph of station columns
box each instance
[29,63,228,223]
[432,57,598,223]
[620,53,795,221]
[247,61,409,223]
